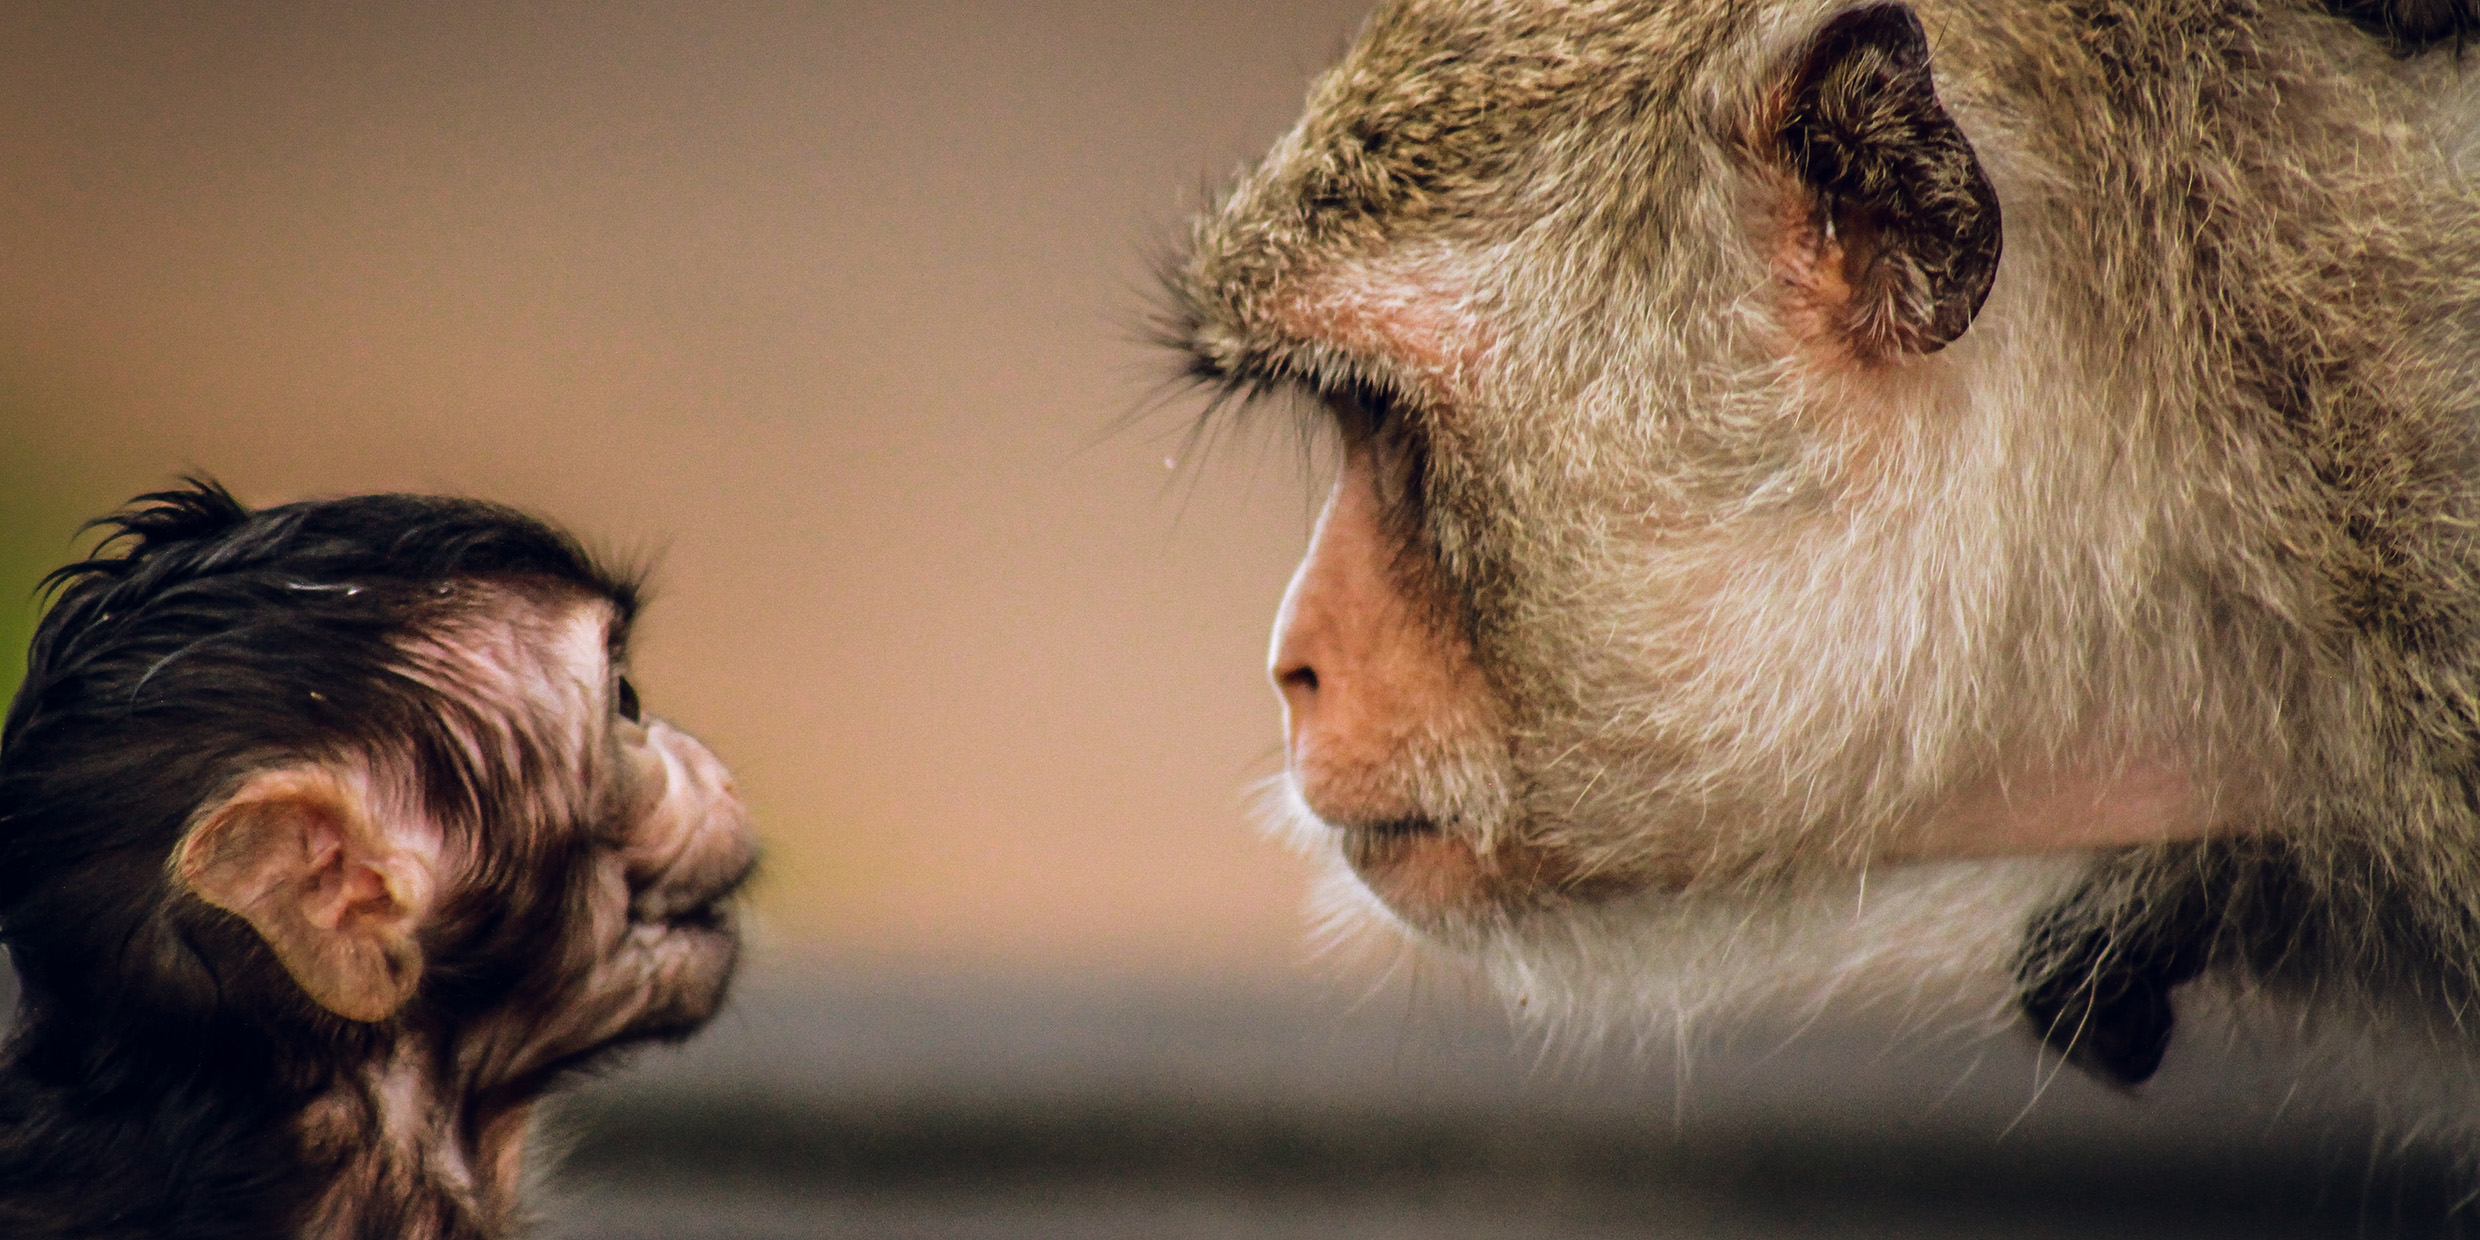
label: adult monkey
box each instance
[1165,0,2480,1088]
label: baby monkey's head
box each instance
[0,481,755,1098]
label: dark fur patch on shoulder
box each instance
[2015,874,2215,1086]
[2324,0,2480,52]
[2015,843,2321,1087]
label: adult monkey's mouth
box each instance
[1354,815,1441,840]
[1334,813,1636,926]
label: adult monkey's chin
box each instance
[1338,819,1534,928]
[1456,855,2101,1046]
[1276,777,2101,1053]
[1339,842,2102,1050]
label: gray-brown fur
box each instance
[1170,0,2480,1090]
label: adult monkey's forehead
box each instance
[1170,0,1738,395]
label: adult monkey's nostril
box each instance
[1274,658,1322,748]
[1270,452,1365,729]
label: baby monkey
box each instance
[0,482,756,1239]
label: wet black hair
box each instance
[0,479,637,1238]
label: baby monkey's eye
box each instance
[616,675,642,723]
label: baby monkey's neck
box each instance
[294,1037,541,1240]
[0,1016,539,1240]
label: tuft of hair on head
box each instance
[20,478,640,687]
[47,475,638,595]
[42,476,253,589]
[0,478,644,956]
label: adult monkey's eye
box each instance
[616,675,642,723]
[1327,381,1398,442]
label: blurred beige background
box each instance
[0,0,1373,980]
[7,13,2450,1235]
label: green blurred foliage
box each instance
[0,533,46,716]
[0,424,92,716]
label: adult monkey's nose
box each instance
[1268,446,1476,822]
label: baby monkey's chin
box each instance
[658,921,741,1030]
[626,877,753,1042]
[576,858,755,1055]
[597,910,743,1049]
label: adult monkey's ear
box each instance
[1768,1,2001,359]
[175,766,440,1023]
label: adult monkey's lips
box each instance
[1335,815,1636,926]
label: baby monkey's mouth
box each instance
[631,850,757,936]
[599,849,755,1047]
[662,898,734,936]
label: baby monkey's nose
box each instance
[623,720,758,920]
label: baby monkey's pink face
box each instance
[601,711,754,1016]
[178,585,758,1078]
[458,593,760,1066]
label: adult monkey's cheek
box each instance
[1905,760,2219,858]
[1267,448,1640,922]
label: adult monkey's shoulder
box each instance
[2322,0,2480,51]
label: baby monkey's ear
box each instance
[1764,1,2001,360]
[175,766,440,1023]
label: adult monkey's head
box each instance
[1166,0,2480,1085]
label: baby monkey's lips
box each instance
[629,836,758,929]
[623,850,757,1024]
[636,853,756,946]
[664,901,731,935]
[609,877,751,1046]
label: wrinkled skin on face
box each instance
[510,621,756,1071]
[1172,0,2480,1089]
[0,484,761,1240]
[396,589,756,1075]
[277,590,759,1238]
